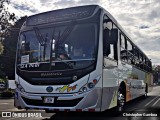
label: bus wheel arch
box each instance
[119,82,126,98]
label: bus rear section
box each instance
[14,5,104,112]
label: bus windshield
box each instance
[17,23,98,71]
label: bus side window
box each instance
[120,34,127,62]
[134,48,139,67]
[103,20,118,60]
[127,40,134,65]
[139,53,144,69]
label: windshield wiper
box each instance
[33,27,44,45]
[55,22,75,49]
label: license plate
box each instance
[44,97,54,103]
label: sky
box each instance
[7,0,160,65]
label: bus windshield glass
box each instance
[17,23,98,71]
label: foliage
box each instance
[0,69,6,78]
[0,78,5,83]
[152,65,160,83]
[1,90,14,98]
[0,42,4,54]
[0,0,16,56]
[0,77,8,92]
[0,0,16,32]
[154,65,160,72]
[0,16,27,79]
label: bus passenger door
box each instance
[101,17,119,111]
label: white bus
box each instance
[14,5,153,112]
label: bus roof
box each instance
[26,5,97,26]
[25,4,151,62]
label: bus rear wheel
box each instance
[117,88,125,112]
[143,84,148,98]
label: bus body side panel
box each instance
[130,66,147,99]
[103,7,152,107]
[101,59,119,111]
[119,63,146,102]
[101,61,147,111]
[145,73,153,93]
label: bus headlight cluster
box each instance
[17,84,25,93]
[81,86,88,92]
[87,82,95,89]
[79,79,98,93]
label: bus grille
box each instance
[22,96,83,107]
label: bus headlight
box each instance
[87,82,95,89]
[79,85,88,93]
[79,77,100,93]
[17,84,25,93]
[82,87,88,92]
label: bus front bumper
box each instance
[14,88,102,112]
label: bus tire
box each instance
[117,88,125,112]
[143,84,148,98]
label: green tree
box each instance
[0,0,16,31]
[0,0,16,56]
[0,42,4,54]
[0,16,27,79]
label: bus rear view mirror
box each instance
[103,29,110,56]
[110,29,118,44]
